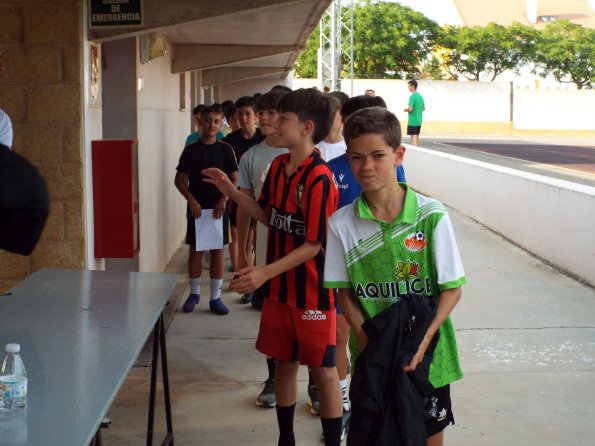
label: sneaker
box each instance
[255,378,276,408]
[209,298,229,315]
[320,409,350,441]
[341,409,350,440]
[240,292,253,304]
[307,383,320,415]
[182,293,199,313]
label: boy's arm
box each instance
[213,170,238,219]
[338,288,368,352]
[174,171,201,218]
[403,286,462,372]
[202,167,268,225]
[230,241,321,295]
[236,187,254,269]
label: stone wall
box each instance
[0,1,85,292]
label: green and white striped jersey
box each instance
[324,184,466,387]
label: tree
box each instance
[352,1,439,79]
[294,1,439,79]
[437,22,535,81]
[294,24,320,78]
[532,20,595,89]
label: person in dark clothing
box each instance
[0,108,49,255]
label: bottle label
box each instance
[0,376,27,398]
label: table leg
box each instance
[146,313,174,446]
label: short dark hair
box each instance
[278,88,334,144]
[257,90,288,112]
[223,102,236,121]
[271,84,292,93]
[327,90,349,107]
[201,103,224,117]
[221,100,234,110]
[408,80,418,89]
[192,104,206,116]
[235,96,257,112]
[328,95,342,116]
[340,95,387,121]
[344,107,402,150]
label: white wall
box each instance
[514,89,595,130]
[404,145,595,287]
[136,41,190,272]
[293,78,595,130]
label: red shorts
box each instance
[256,299,337,367]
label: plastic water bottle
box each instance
[0,344,27,412]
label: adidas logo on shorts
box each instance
[302,310,326,321]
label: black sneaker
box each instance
[240,292,253,304]
[307,383,320,415]
[256,378,276,408]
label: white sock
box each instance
[210,278,223,301]
[189,278,200,295]
[340,379,350,411]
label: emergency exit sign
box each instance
[89,0,143,28]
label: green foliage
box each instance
[532,20,595,89]
[437,22,536,81]
[352,1,439,79]
[294,24,320,78]
[294,3,594,88]
[294,1,439,80]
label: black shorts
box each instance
[185,211,230,247]
[407,125,422,135]
[229,200,237,227]
[424,384,455,437]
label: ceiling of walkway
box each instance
[89,0,331,85]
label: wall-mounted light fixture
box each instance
[139,32,167,64]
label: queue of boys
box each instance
[174,84,465,446]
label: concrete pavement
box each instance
[102,207,595,445]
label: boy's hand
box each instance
[189,198,201,218]
[403,341,429,372]
[230,266,268,294]
[202,168,235,197]
[213,197,226,219]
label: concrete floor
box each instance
[102,207,595,445]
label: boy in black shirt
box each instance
[175,104,238,315]
[222,96,265,273]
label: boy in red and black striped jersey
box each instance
[203,88,342,446]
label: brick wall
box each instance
[0,1,85,292]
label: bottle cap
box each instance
[5,343,20,353]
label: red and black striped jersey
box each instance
[257,149,339,310]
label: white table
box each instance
[0,268,177,446]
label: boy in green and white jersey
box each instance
[323,107,466,446]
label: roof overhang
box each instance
[89,0,331,85]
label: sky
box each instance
[386,0,463,25]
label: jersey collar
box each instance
[356,183,416,226]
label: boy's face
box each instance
[192,113,201,128]
[275,111,310,148]
[200,112,223,138]
[408,84,415,92]
[236,106,258,131]
[227,112,240,131]
[347,133,405,192]
[257,108,279,136]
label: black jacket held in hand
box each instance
[348,294,439,446]
[0,144,49,255]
